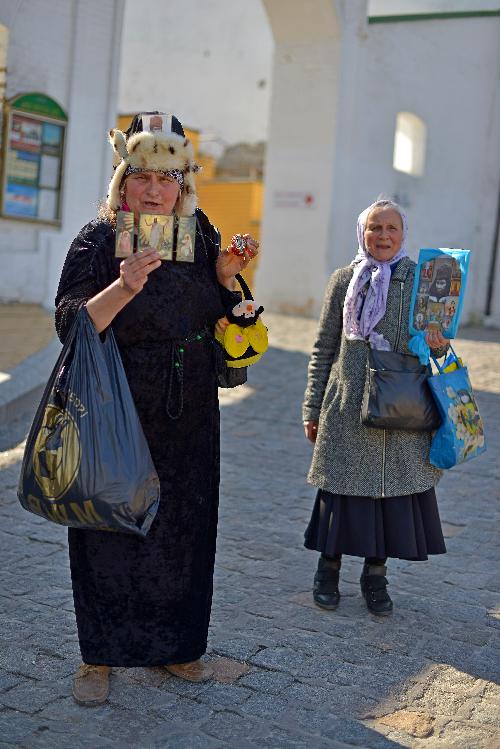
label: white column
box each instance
[256,0,367,316]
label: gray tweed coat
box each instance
[303,257,443,498]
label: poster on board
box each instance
[1,93,67,224]
[409,248,471,339]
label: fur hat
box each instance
[107,112,198,216]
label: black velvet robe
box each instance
[55,210,238,667]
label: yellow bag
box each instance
[215,274,268,369]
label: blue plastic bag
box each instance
[428,348,486,469]
[408,248,471,364]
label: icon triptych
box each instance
[115,211,196,262]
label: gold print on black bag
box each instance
[33,404,82,501]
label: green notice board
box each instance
[1,93,67,224]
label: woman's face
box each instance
[364,207,404,262]
[123,171,180,219]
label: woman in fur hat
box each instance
[54,113,259,705]
[303,199,448,617]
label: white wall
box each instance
[258,4,500,323]
[118,0,273,151]
[328,13,500,323]
[0,0,124,308]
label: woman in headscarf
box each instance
[55,112,259,705]
[302,199,447,616]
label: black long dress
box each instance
[55,210,238,667]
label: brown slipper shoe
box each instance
[72,663,111,706]
[166,659,213,683]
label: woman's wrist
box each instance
[218,275,237,291]
[116,276,137,298]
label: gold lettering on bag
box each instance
[47,503,69,524]
[67,391,88,417]
[26,493,68,525]
[26,493,43,516]
[33,405,82,501]
[69,500,103,525]
[26,493,104,527]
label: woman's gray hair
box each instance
[370,196,404,215]
[366,196,405,227]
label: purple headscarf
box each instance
[343,200,408,351]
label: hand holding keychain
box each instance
[216,233,259,286]
[230,234,259,259]
[230,234,248,257]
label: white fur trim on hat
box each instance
[107,129,198,216]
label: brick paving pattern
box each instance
[0,312,499,748]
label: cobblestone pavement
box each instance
[0,314,499,748]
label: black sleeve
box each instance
[55,220,115,343]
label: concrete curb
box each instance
[0,337,62,424]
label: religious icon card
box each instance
[115,211,134,258]
[176,216,196,263]
[138,214,174,260]
[409,248,471,339]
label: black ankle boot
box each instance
[313,556,340,610]
[360,563,393,616]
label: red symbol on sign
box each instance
[304,194,314,206]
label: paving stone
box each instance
[108,681,178,714]
[200,710,267,742]
[0,711,41,744]
[376,709,435,738]
[159,697,214,725]
[239,670,295,695]
[138,731,224,749]
[435,719,500,747]
[0,673,23,692]
[211,655,251,683]
[0,680,64,714]
[255,725,344,749]
[290,709,402,748]
[209,636,263,661]
[249,646,313,675]
[195,682,253,709]
[239,691,291,720]
[469,699,500,727]
[20,724,116,749]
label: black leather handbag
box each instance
[361,347,441,431]
[360,273,441,431]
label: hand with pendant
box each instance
[216,233,259,290]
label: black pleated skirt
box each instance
[304,487,446,561]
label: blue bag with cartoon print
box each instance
[428,347,486,469]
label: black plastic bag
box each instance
[18,307,160,535]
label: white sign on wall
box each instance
[273,191,316,209]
